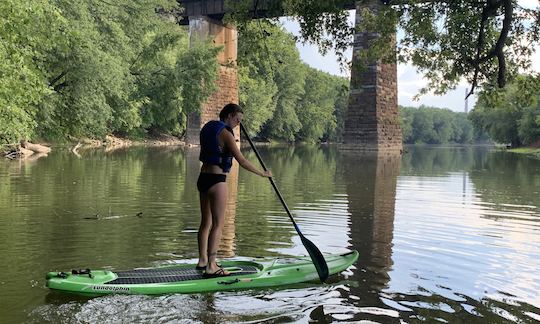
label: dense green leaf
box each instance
[470,75,540,146]
[400,106,477,144]
[1,0,219,143]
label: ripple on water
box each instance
[387,172,540,321]
[3,147,540,323]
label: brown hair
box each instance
[219,103,243,121]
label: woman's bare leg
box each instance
[206,182,229,274]
[197,192,212,268]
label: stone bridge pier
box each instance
[342,1,402,152]
[182,1,402,152]
[185,16,239,145]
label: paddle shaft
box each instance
[239,123,300,231]
[240,123,329,282]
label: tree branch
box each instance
[49,70,68,88]
[53,81,69,92]
[467,0,512,97]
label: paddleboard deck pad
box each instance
[46,251,358,296]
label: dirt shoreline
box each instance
[506,140,540,158]
[81,134,185,148]
[2,134,187,160]
[7,137,539,160]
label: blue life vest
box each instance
[199,120,234,173]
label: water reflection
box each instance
[392,147,540,322]
[340,151,401,322]
[1,145,540,323]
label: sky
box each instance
[281,1,540,113]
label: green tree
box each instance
[296,65,340,142]
[518,103,540,145]
[325,81,349,142]
[454,113,474,144]
[37,0,218,140]
[238,21,348,143]
[38,0,151,139]
[400,106,475,144]
[470,75,540,146]
[433,109,456,143]
[229,1,539,97]
[400,107,414,143]
[1,0,220,143]
[413,107,437,143]
[238,21,305,141]
[260,37,305,141]
[0,0,65,144]
[237,21,280,136]
[136,38,220,136]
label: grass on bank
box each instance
[508,147,540,158]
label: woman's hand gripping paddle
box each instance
[240,123,329,283]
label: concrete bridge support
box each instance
[185,16,239,145]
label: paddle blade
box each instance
[300,234,329,283]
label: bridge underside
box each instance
[177,0,357,25]
[181,0,402,152]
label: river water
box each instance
[0,145,539,323]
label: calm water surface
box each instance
[1,145,539,323]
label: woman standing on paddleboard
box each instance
[197,103,272,277]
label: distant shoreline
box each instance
[507,147,540,159]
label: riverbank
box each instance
[506,140,540,158]
[2,133,185,160]
[508,147,540,158]
[82,133,184,148]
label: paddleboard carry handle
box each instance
[57,272,69,279]
[217,278,240,285]
[72,268,93,278]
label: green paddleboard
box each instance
[46,251,358,296]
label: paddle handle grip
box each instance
[240,123,299,230]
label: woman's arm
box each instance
[221,131,271,177]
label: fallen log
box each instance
[71,142,82,157]
[20,140,52,154]
[20,147,35,157]
[4,147,34,159]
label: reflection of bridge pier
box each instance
[341,151,400,313]
[220,159,239,257]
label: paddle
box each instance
[240,123,329,283]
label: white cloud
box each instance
[519,0,539,10]
[532,50,540,71]
[397,64,475,111]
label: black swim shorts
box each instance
[197,173,227,193]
